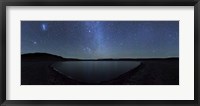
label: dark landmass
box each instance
[22,53,178,61]
[21,53,179,85]
[22,53,80,61]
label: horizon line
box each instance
[21,52,179,60]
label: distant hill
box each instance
[21,53,80,61]
[21,52,179,61]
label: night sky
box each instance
[21,21,179,59]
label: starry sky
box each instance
[21,21,179,59]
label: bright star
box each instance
[41,24,47,31]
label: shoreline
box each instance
[21,59,179,85]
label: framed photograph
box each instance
[0,0,199,105]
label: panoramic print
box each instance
[21,21,179,85]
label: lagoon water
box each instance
[52,61,141,83]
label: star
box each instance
[41,23,47,31]
[33,41,37,45]
[83,47,92,54]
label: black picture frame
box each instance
[0,0,199,106]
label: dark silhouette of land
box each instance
[22,53,178,61]
[22,53,80,61]
[21,53,179,85]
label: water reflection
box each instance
[52,61,140,83]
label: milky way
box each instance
[21,21,179,59]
